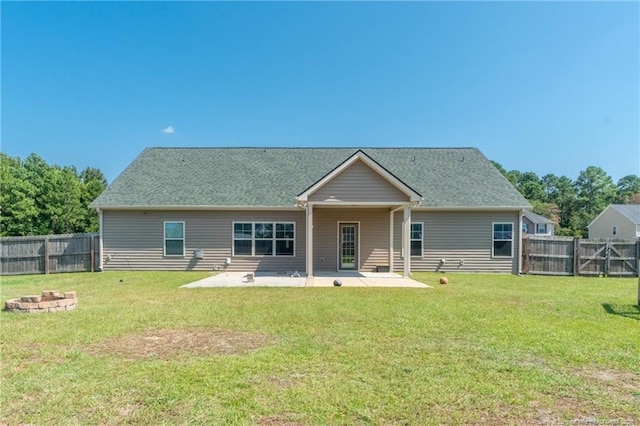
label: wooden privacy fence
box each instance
[0,233,100,275]
[522,236,640,277]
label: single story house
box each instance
[588,204,640,240]
[90,147,532,276]
[522,210,554,236]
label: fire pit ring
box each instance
[4,291,77,314]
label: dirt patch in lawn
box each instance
[84,327,271,360]
[254,412,306,425]
[574,366,640,403]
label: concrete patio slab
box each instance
[308,271,429,288]
[181,272,306,288]
[181,271,429,288]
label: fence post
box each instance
[605,240,611,278]
[44,236,50,275]
[573,237,579,276]
[90,235,95,273]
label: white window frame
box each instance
[535,223,548,234]
[492,222,514,258]
[232,221,296,257]
[164,221,185,257]
[410,222,423,258]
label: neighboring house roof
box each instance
[523,210,554,224]
[589,204,640,227]
[90,147,532,209]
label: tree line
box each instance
[0,152,638,238]
[492,162,640,237]
[1,153,106,237]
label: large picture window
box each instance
[410,223,423,257]
[164,221,185,256]
[492,222,513,257]
[233,222,295,256]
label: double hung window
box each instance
[492,222,513,257]
[410,223,423,257]
[164,221,185,256]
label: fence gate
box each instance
[523,236,639,277]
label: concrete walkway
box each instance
[181,271,429,288]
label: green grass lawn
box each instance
[1,271,639,425]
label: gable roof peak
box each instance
[296,149,422,204]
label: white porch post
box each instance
[403,205,411,278]
[306,203,314,277]
[389,210,395,273]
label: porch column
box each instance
[389,210,395,273]
[403,205,411,278]
[306,203,314,277]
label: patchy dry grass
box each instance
[1,271,639,425]
[84,327,272,360]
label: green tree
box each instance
[616,175,640,204]
[573,167,617,235]
[41,166,85,234]
[22,153,53,234]
[80,167,107,232]
[1,153,107,236]
[515,172,546,202]
[0,154,39,236]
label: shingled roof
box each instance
[90,147,531,209]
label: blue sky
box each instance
[2,1,638,183]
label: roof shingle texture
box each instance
[90,147,531,209]
[523,210,554,224]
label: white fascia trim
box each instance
[94,205,303,211]
[413,206,532,212]
[310,201,412,207]
[296,151,422,203]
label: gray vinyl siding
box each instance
[102,210,306,272]
[309,160,409,203]
[313,207,389,272]
[588,208,637,239]
[393,210,521,274]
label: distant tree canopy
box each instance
[1,153,107,236]
[492,161,640,237]
[0,152,638,238]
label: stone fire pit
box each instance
[5,291,77,313]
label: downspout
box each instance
[403,206,412,278]
[518,209,524,275]
[98,208,104,271]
